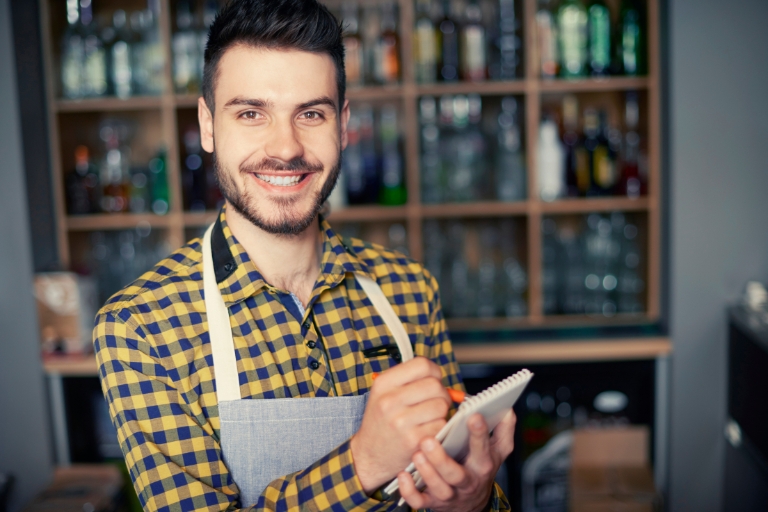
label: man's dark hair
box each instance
[202,0,345,114]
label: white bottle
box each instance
[537,119,565,201]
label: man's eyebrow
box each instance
[296,96,337,111]
[223,97,273,108]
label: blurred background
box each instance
[0,0,767,511]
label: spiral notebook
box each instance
[384,368,534,498]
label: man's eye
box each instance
[240,111,261,120]
[302,111,324,120]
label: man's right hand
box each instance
[350,357,452,493]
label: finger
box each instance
[373,357,442,389]
[464,414,496,479]
[392,376,451,407]
[419,436,469,488]
[389,399,448,436]
[490,409,517,458]
[397,471,430,510]
[412,450,456,502]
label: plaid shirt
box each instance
[94,208,511,512]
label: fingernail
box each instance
[422,438,436,452]
[414,453,426,465]
[471,418,484,431]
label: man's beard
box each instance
[213,152,342,236]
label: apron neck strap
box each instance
[202,223,414,403]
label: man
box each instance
[94,1,516,510]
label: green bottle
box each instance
[378,105,407,205]
[588,0,611,76]
[557,0,588,78]
[619,0,643,75]
[149,148,169,215]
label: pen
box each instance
[371,372,467,403]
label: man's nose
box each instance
[264,118,304,164]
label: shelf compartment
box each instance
[346,85,405,101]
[66,213,172,231]
[55,96,164,113]
[327,205,408,222]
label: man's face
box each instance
[198,45,349,236]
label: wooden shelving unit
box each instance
[40,0,665,367]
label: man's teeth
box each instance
[255,174,302,186]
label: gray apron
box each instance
[202,224,414,507]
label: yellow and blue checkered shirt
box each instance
[94,208,511,511]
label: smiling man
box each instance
[93,1,516,511]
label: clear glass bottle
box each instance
[420,96,444,204]
[538,118,565,201]
[557,0,588,78]
[497,0,520,79]
[110,10,134,98]
[374,2,400,84]
[536,0,559,78]
[80,0,107,97]
[460,1,487,81]
[173,0,200,93]
[61,0,84,99]
[619,91,644,198]
[342,2,364,87]
[413,0,438,83]
[438,0,460,81]
[495,96,526,202]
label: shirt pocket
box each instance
[361,320,425,368]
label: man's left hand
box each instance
[396,409,516,512]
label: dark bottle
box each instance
[588,0,611,76]
[618,91,645,197]
[413,0,438,83]
[557,0,588,78]
[149,148,169,215]
[378,105,407,205]
[183,126,207,211]
[618,0,643,75]
[438,0,460,82]
[342,2,365,87]
[561,95,580,197]
[66,145,100,214]
[586,109,617,195]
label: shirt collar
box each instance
[210,206,374,306]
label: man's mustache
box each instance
[240,157,324,173]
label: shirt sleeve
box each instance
[419,272,513,512]
[94,309,390,512]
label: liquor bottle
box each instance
[342,2,365,87]
[173,0,200,93]
[460,1,487,81]
[199,0,219,85]
[61,0,84,99]
[561,95,580,196]
[413,0,438,83]
[99,122,130,213]
[110,10,134,98]
[347,105,379,204]
[136,0,165,95]
[149,148,169,215]
[361,5,381,85]
[496,96,526,202]
[420,96,444,203]
[587,0,611,76]
[618,0,643,75]
[374,2,400,84]
[438,95,456,198]
[378,105,406,205]
[537,118,565,201]
[80,0,107,97]
[183,127,207,211]
[557,0,588,78]
[66,145,100,214]
[497,0,520,80]
[129,165,150,213]
[583,109,615,195]
[619,91,643,198]
[438,0,460,82]
[342,111,366,204]
[536,0,559,78]
[448,95,478,202]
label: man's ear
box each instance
[198,96,215,153]
[340,99,351,151]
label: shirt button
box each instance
[303,320,311,329]
[224,262,234,272]
[310,361,320,370]
[307,340,316,349]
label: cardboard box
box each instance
[34,272,97,354]
[569,426,660,512]
[23,464,122,512]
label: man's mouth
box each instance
[254,173,311,187]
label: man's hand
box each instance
[396,409,517,512]
[351,357,452,493]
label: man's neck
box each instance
[225,204,321,307]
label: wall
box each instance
[0,0,54,509]
[668,0,768,510]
